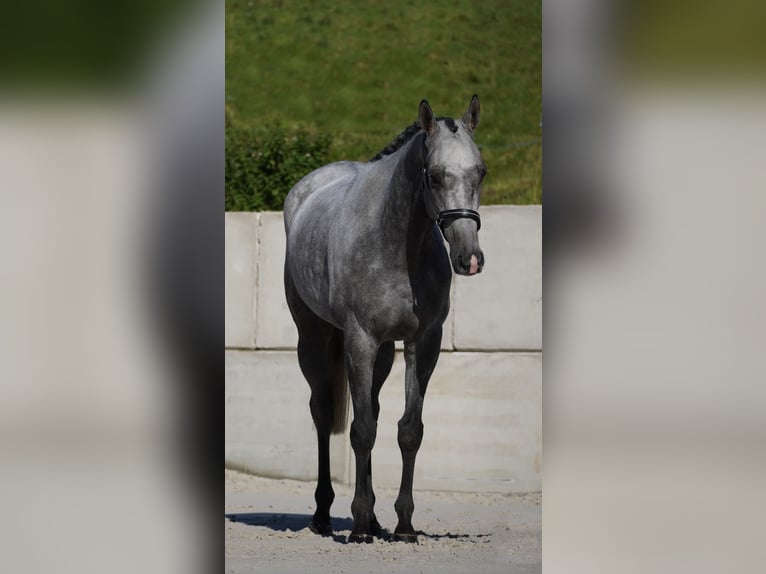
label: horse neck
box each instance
[381,137,433,251]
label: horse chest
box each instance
[384,291,420,336]
[346,271,448,341]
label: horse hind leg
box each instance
[286,270,347,535]
[294,322,346,536]
[300,327,345,536]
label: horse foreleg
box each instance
[394,327,442,543]
[367,341,395,535]
[345,323,381,543]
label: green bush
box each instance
[225,125,333,211]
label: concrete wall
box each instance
[225,206,542,492]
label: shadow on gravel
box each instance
[226,512,354,533]
[416,531,492,540]
[226,513,490,545]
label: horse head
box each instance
[419,95,486,276]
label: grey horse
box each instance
[283,96,486,543]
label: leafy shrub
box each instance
[225,125,333,211]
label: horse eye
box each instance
[429,173,442,186]
[479,166,488,179]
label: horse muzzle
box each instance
[455,250,485,275]
[436,209,484,276]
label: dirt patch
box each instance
[225,469,541,574]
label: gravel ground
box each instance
[225,469,541,574]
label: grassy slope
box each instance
[226,0,541,204]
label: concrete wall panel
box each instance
[453,206,542,350]
[226,349,541,493]
[225,213,259,348]
[254,212,299,349]
[371,351,542,493]
[225,350,349,482]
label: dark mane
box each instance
[369,117,458,162]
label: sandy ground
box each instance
[225,469,541,574]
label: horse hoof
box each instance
[393,532,419,543]
[348,532,374,544]
[393,526,419,543]
[309,519,332,536]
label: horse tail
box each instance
[330,331,349,435]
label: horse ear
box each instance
[462,94,480,131]
[418,99,438,137]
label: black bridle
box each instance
[437,208,481,232]
[423,168,482,233]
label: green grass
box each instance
[226,0,541,204]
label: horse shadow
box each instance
[226,512,354,544]
[226,512,490,544]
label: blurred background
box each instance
[1,0,765,572]
[544,0,766,572]
[0,1,221,573]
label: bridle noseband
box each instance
[437,209,481,232]
[423,168,482,233]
